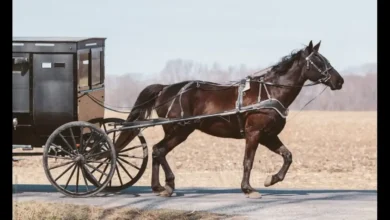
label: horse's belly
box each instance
[197,118,242,139]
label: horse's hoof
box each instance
[152,186,166,195]
[159,185,173,197]
[245,191,262,199]
[264,175,274,187]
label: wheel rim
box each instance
[43,122,116,197]
[88,118,148,191]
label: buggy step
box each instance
[12,145,33,150]
[13,152,42,157]
[12,157,24,162]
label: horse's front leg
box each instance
[260,135,292,187]
[241,130,262,198]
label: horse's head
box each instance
[300,40,344,90]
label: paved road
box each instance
[13,185,377,220]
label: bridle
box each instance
[305,51,333,84]
[251,50,334,88]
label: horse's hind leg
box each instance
[151,139,167,194]
[260,135,292,187]
[151,125,194,197]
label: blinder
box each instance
[305,51,333,83]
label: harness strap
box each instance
[235,78,247,138]
[179,82,194,118]
[165,96,177,118]
[258,82,262,103]
[165,81,194,118]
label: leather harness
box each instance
[165,77,289,138]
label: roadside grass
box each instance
[12,200,240,220]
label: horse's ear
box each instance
[305,40,313,54]
[313,41,321,52]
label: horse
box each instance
[115,40,344,198]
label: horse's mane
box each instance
[270,48,303,75]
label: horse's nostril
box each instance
[336,81,343,89]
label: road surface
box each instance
[13,185,377,220]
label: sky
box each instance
[13,0,377,76]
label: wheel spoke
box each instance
[118,157,140,170]
[112,123,118,144]
[113,130,117,144]
[82,164,100,186]
[115,165,123,186]
[117,159,133,179]
[80,165,90,191]
[51,144,75,157]
[69,128,78,153]
[99,143,110,152]
[54,162,76,181]
[98,163,110,183]
[86,136,106,157]
[64,164,77,190]
[81,131,95,153]
[79,126,84,152]
[85,163,108,177]
[76,165,80,193]
[120,145,144,153]
[49,160,74,170]
[86,150,111,159]
[59,133,76,152]
[89,158,109,173]
[118,155,145,159]
[102,123,107,133]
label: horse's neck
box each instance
[263,67,306,108]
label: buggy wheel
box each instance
[88,118,148,192]
[42,121,116,198]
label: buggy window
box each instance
[13,56,30,112]
[91,47,103,86]
[13,57,29,74]
[78,49,90,89]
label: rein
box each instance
[87,50,332,115]
[287,85,328,121]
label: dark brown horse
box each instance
[115,40,344,198]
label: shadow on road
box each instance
[13,184,376,196]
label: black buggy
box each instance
[12,37,149,197]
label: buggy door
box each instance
[13,53,33,144]
[13,53,30,113]
[32,54,75,135]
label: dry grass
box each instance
[13,110,377,190]
[12,201,233,220]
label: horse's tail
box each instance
[127,84,166,121]
[114,84,165,150]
